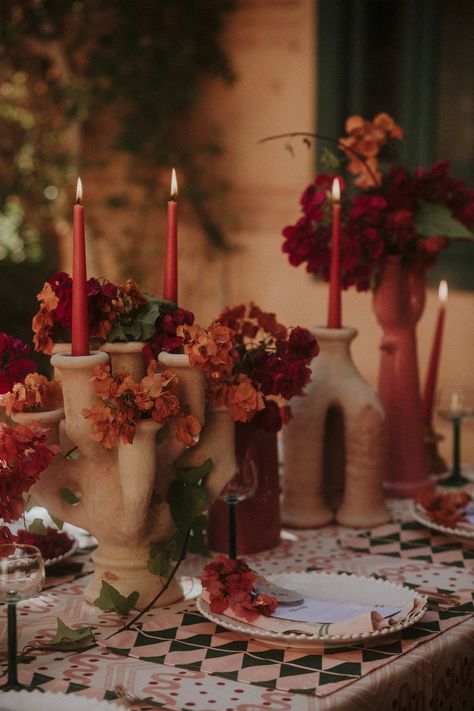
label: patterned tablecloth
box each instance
[1,499,474,711]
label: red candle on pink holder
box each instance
[327,177,342,328]
[422,280,448,426]
[71,178,89,356]
[163,168,178,304]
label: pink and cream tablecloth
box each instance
[1,498,474,711]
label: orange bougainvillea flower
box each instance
[222,375,265,423]
[416,490,472,528]
[175,412,202,447]
[0,373,62,416]
[177,322,237,379]
[32,307,55,355]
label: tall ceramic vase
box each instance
[373,255,433,497]
[207,421,281,555]
[282,327,390,529]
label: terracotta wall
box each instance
[188,0,474,466]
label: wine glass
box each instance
[218,453,258,559]
[437,387,474,487]
[0,544,45,690]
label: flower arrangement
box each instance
[416,490,472,529]
[16,526,75,561]
[0,422,60,523]
[0,373,62,417]
[280,113,474,291]
[32,272,171,354]
[0,332,36,395]
[82,360,201,449]
[200,554,277,621]
[177,303,319,430]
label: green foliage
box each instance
[59,487,82,505]
[106,295,165,343]
[28,518,48,535]
[46,618,95,650]
[416,202,474,239]
[94,580,139,616]
[0,0,236,274]
[148,459,212,577]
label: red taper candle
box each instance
[163,168,178,303]
[327,177,342,328]
[71,178,89,355]
[422,280,448,425]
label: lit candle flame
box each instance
[170,169,178,200]
[76,177,83,203]
[332,177,341,202]
[438,279,448,304]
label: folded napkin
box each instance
[200,591,425,637]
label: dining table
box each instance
[1,495,473,711]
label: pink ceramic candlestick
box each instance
[327,178,342,328]
[72,178,89,356]
[163,168,178,304]
[422,280,448,426]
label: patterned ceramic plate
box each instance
[197,571,427,649]
[412,503,474,540]
[0,690,123,710]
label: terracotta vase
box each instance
[207,421,281,555]
[373,255,433,497]
[282,326,390,529]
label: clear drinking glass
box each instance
[0,544,45,690]
[437,387,474,487]
[218,454,258,559]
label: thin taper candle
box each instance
[327,177,342,328]
[71,178,89,355]
[163,168,178,303]
[422,280,448,425]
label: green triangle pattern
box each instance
[241,653,276,669]
[318,670,354,686]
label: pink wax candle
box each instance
[163,168,178,303]
[71,178,89,356]
[422,280,448,425]
[327,177,342,328]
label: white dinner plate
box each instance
[412,503,474,540]
[0,690,122,711]
[196,571,427,649]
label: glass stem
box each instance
[228,500,237,560]
[452,418,461,478]
[7,603,18,686]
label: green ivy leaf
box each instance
[175,458,213,485]
[46,618,95,650]
[94,581,139,616]
[168,481,211,532]
[50,514,64,530]
[28,518,47,535]
[60,488,81,505]
[148,536,178,577]
[416,202,474,239]
[186,514,210,556]
[107,321,128,342]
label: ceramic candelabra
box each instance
[282,326,390,529]
[16,345,236,609]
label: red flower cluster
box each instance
[0,332,36,394]
[0,423,60,522]
[144,304,195,360]
[417,490,472,529]
[200,554,277,622]
[16,527,75,561]
[32,273,148,353]
[282,115,474,291]
[216,303,319,430]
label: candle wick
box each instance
[76,197,82,205]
